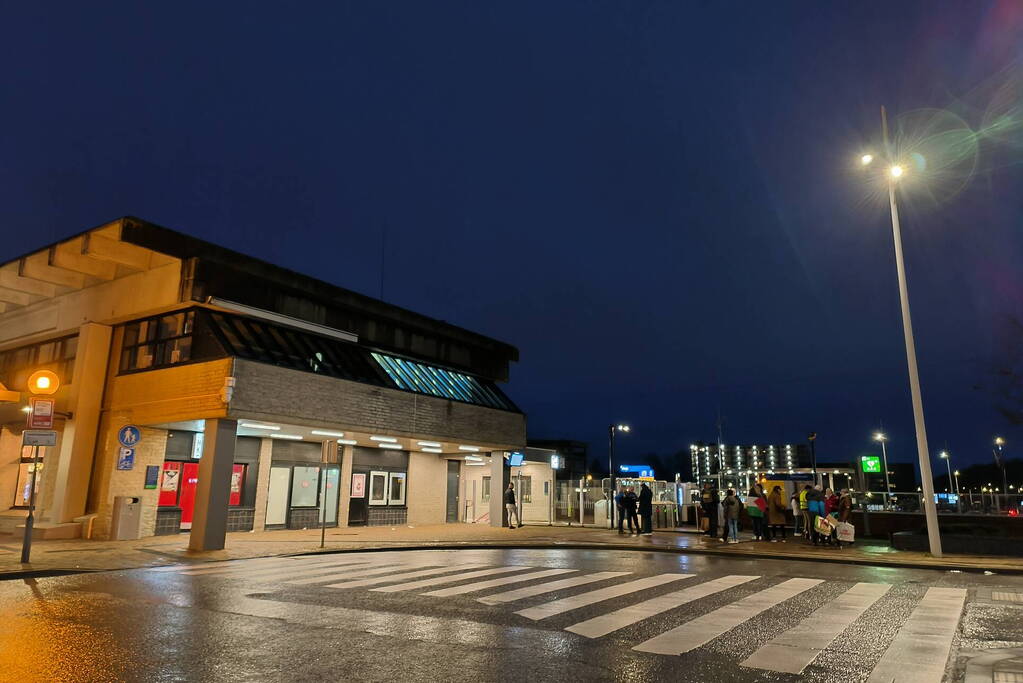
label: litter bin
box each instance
[111,496,142,540]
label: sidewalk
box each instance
[1,523,1021,578]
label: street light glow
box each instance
[995,436,1005,446]
[939,451,949,459]
[889,165,904,178]
[873,432,886,442]
[861,154,874,165]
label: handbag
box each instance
[836,522,855,542]
[814,515,835,534]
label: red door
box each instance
[179,462,200,529]
[158,462,181,507]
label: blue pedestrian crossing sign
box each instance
[118,425,141,448]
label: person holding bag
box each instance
[767,485,787,541]
[745,485,767,540]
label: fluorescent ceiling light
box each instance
[378,443,402,449]
[417,441,442,448]
[422,447,442,453]
[464,455,483,462]
[311,430,345,438]
[241,423,280,431]
[371,436,398,443]
[338,439,358,445]
[458,445,481,452]
[270,434,303,440]
[465,462,488,466]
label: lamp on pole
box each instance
[608,423,630,530]
[860,108,943,556]
[953,469,960,495]
[938,451,953,493]
[873,432,893,511]
[994,437,1008,511]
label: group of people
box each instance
[614,483,654,536]
[700,481,853,546]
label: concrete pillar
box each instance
[50,323,112,523]
[250,438,273,532]
[337,445,353,527]
[489,451,507,527]
[188,419,237,551]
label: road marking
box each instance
[179,556,373,577]
[515,574,693,621]
[566,575,759,638]
[422,569,577,597]
[478,572,632,605]
[325,564,489,589]
[287,562,440,585]
[865,586,967,683]
[372,566,533,593]
[633,577,823,655]
[741,582,891,673]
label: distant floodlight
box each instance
[861,154,873,165]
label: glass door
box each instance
[319,466,340,524]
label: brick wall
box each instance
[91,425,168,539]
[230,360,525,447]
[406,452,447,526]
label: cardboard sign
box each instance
[351,473,366,498]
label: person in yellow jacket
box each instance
[798,484,811,540]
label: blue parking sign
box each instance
[118,425,141,448]
[117,447,135,470]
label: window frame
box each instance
[119,310,196,373]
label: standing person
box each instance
[799,485,812,539]
[614,487,627,534]
[701,482,720,539]
[807,484,826,545]
[790,489,801,536]
[504,483,521,528]
[746,486,766,540]
[723,489,741,543]
[837,488,853,547]
[638,482,654,535]
[825,488,838,516]
[624,487,640,535]
[767,485,787,541]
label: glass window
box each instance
[120,311,195,372]
[388,472,407,506]
[482,476,491,502]
[368,471,388,506]
[370,352,517,411]
[518,476,532,504]
[290,466,321,507]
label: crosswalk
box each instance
[152,554,969,680]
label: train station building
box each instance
[0,217,530,549]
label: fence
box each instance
[855,491,1023,516]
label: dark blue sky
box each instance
[4,2,1023,472]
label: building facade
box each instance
[0,217,528,549]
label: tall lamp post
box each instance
[938,451,953,493]
[994,437,1008,511]
[873,432,893,510]
[608,423,630,530]
[861,109,943,556]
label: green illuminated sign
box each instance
[860,455,882,473]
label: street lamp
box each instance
[953,470,960,496]
[873,432,893,510]
[860,108,944,556]
[608,423,631,530]
[994,437,1008,510]
[939,451,952,493]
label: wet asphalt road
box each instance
[0,549,1021,683]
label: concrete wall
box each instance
[0,261,181,346]
[229,360,525,448]
[406,452,447,526]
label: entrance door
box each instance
[266,466,290,527]
[319,466,340,525]
[179,462,200,529]
[446,460,460,522]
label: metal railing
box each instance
[855,491,1023,516]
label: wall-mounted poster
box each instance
[351,473,366,498]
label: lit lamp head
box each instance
[873,432,886,442]
[889,165,904,179]
[939,451,949,460]
[27,370,60,395]
[616,424,631,433]
[995,437,1005,447]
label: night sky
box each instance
[4,2,1023,474]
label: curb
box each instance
[3,539,1020,580]
[287,541,1023,575]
